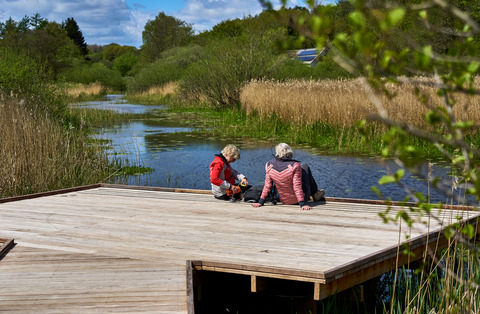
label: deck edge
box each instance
[0,184,102,204]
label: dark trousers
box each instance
[300,163,319,201]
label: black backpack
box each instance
[243,184,279,204]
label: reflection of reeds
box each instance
[240,77,480,127]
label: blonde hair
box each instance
[275,143,293,159]
[222,144,240,160]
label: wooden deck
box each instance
[0,184,478,313]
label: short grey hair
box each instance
[275,143,293,159]
[222,144,240,160]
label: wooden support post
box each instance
[186,261,195,314]
[314,282,321,301]
[251,275,268,293]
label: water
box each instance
[78,95,467,203]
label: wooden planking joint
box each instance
[0,238,14,260]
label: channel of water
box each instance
[76,95,467,204]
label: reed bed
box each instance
[0,95,118,198]
[126,82,179,105]
[240,77,480,128]
[64,82,105,99]
[142,82,178,96]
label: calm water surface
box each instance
[79,95,466,203]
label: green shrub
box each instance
[271,53,353,81]
[179,35,282,109]
[0,46,66,119]
[113,50,138,76]
[59,60,126,91]
[127,45,206,93]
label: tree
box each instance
[63,17,88,56]
[29,13,48,30]
[180,34,282,108]
[103,44,137,61]
[141,12,193,62]
[265,0,480,312]
[113,50,138,76]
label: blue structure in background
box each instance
[292,48,328,66]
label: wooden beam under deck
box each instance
[0,184,478,313]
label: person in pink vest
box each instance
[209,144,248,202]
[252,143,324,210]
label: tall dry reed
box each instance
[240,77,480,127]
[0,95,114,198]
[65,82,104,99]
[141,82,178,96]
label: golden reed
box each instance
[0,95,109,197]
[240,77,480,127]
[65,82,104,98]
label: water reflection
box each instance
[76,96,468,204]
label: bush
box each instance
[0,46,66,119]
[127,45,206,94]
[271,53,353,81]
[179,35,282,109]
[59,60,126,91]
[113,50,138,76]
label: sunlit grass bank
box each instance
[126,82,178,105]
[128,77,480,157]
[60,82,106,101]
[240,77,480,127]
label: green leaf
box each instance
[467,62,480,73]
[395,168,405,180]
[335,33,348,43]
[371,186,383,198]
[452,155,465,165]
[310,16,321,31]
[348,11,366,28]
[379,175,396,185]
[381,148,389,158]
[416,45,432,69]
[414,192,425,202]
[425,110,442,124]
[388,8,405,27]
[461,224,475,239]
[444,226,455,239]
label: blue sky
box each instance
[0,0,333,48]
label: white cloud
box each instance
[0,0,142,46]
[178,0,264,33]
[0,0,318,47]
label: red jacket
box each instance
[209,154,245,197]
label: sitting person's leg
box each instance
[300,163,324,201]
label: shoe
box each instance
[312,189,325,202]
[229,198,236,203]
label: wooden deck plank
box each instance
[0,185,478,312]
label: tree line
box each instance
[1,1,479,110]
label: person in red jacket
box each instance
[252,143,324,210]
[209,144,248,201]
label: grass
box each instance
[0,94,125,198]
[240,77,480,128]
[158,104,441,157]
[68,106,136,129]
[125,76,480,158]
[60,82,106,101]
[126,82,178,105]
